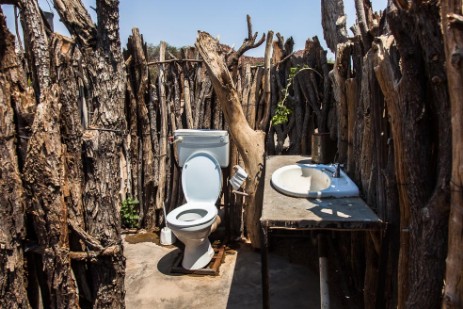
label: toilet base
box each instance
[171,245,226,276]
[181,239,215,270]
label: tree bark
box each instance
[18,0,51,98]
[53,0,127,307]
[0,8,31,308]
[321,0,348,53]
[331,41,352,164]
[374,2,451,305]
[24,84,80,309]
[196,31,266,247]
[441,2,463,308]
[258,30,273,131]
[156,41,168,215]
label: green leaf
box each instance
[121,197,140,229]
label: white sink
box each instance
[271,164,360,198]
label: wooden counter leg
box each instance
[261,224,270,309]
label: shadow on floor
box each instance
[226,243,323,309]
[157,248,183,276]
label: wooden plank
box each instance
[170,246,226,276]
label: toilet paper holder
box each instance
[229,165,249,196]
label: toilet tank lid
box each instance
[174,129,228,137]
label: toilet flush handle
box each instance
[169,136,183,144]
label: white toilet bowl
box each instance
[167,202,218,269]
[166,134,228,270]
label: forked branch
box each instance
[226,15,266,69]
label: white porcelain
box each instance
[174,129,229,167]
[166,130,228,270]
[182,152,222,203]
[271,164,360,198]
[167,203,218,269]
[160,227,176,245]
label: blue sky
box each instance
[2,0,386,57]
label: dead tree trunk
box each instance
[196,31,266,247]
[53,0,127,307]
[331,42,352,164]
[321,0,348,53]
[441,2,463,308]
[374,2,451,307]
[126,28,156,229]
[18,0,50,97]
[23,85,80,309]
[156,41,168,217]
[0,8,31,308]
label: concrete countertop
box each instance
[261,155,383,230]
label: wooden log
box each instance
[288,77,304,154]
[258,31,273,131]
[147,84,160,189]
[389,3,451,307]
[180,56,194,128]
[374,7,451,303]
[173,66,183,129]
[330,42,352,164]
[53,1,127,306]
[345,78,357,174]
[441,2,463,307]
[23,85,80,308]
[18,0,51,98]
[0,9,31,307]
[321,0,348,53]
[241,64,252,120]
[130,29,156,229]
[373,35,410,309]
[50,35,88,241]
[247,67,263,129]
[354,0,372,49]
[156,41,168,211]
[126,63,141,209]
[226,15,265,71]
[359,50,375,196]
[196,31,266,247]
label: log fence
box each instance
[1,1,461,308]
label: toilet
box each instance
[166,129,229,270]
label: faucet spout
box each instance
[332,163,341,178]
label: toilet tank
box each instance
[174,129,230,167]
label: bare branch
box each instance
[53,0,96,47]
[226,14,266,69]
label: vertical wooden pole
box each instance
[156,41,168,212]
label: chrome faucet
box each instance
[332,163,341,178]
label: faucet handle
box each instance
[332,163,343,178]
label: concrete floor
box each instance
[124,234,344,309]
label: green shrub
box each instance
[121,198,140,229]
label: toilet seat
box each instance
[182,151,222,204]
[167,202,218,228]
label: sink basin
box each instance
[271,164,360,198]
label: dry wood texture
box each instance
[196,31,266,246]
[1,1,461,308]
[0,8,31,308]
[376,3,450,308]
[23,84,80,309]
[441,1,463,308]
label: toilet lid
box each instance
[182,152,222,203]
